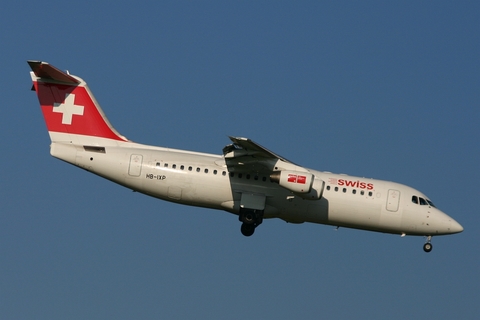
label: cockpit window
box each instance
[412,195,436,207]
[419,197,428,205]
[412,196,418,204]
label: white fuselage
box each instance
[51,136,460,237]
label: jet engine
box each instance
[270,171,325,200]
[270,171,314,193]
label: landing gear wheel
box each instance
[241,223,255,237]
[423,235,433,253]
[243,212,256,225]
[423,242,432,253]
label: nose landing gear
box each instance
[423,236,433,253]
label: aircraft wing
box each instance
[223,136,298,173]
[223,137,321,199]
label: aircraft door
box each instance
[386,189,400,212]
[128,154,143,176]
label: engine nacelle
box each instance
[270,171,325,200]
[270,171,314,194]
[297,178,325,200]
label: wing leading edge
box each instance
[224,136,294,163]
[222,136,302,174]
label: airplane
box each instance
[28,60,463,253]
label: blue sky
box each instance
[1,1,478,319]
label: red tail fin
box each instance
[29,61,128,143]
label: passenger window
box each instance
[368,191,373,197]
[156,162,161,167]
[213,170,217,175]
[223,171,227,176]
[205,169,208,173]
[230,172,234,177]
[172,164,176,169]
[188,166,192,171]
[180,165,184,170]
[343,188,346,193]
[246,174,250,179]
[412,196,418,204]
[352,189,356,194]
[196,167,200,172]
[238,173,243,178]
[334,187,338,192]
[361,190,364,195]
[326,186,331,191]
[164,163,168,168]
[262,177,266,182]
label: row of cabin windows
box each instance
[156,162,273,182]
[326,185,373,197]
[156,162,227,176]
[325,186,436,205]
[229,172,270,182]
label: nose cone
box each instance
[429,208,464,235]
[449,218,464,234]
[438,210,464,235]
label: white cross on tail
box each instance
[53,94,84,125]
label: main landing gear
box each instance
[239,208,264,237]
[423,236,433,253]
[241,223,255,237]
